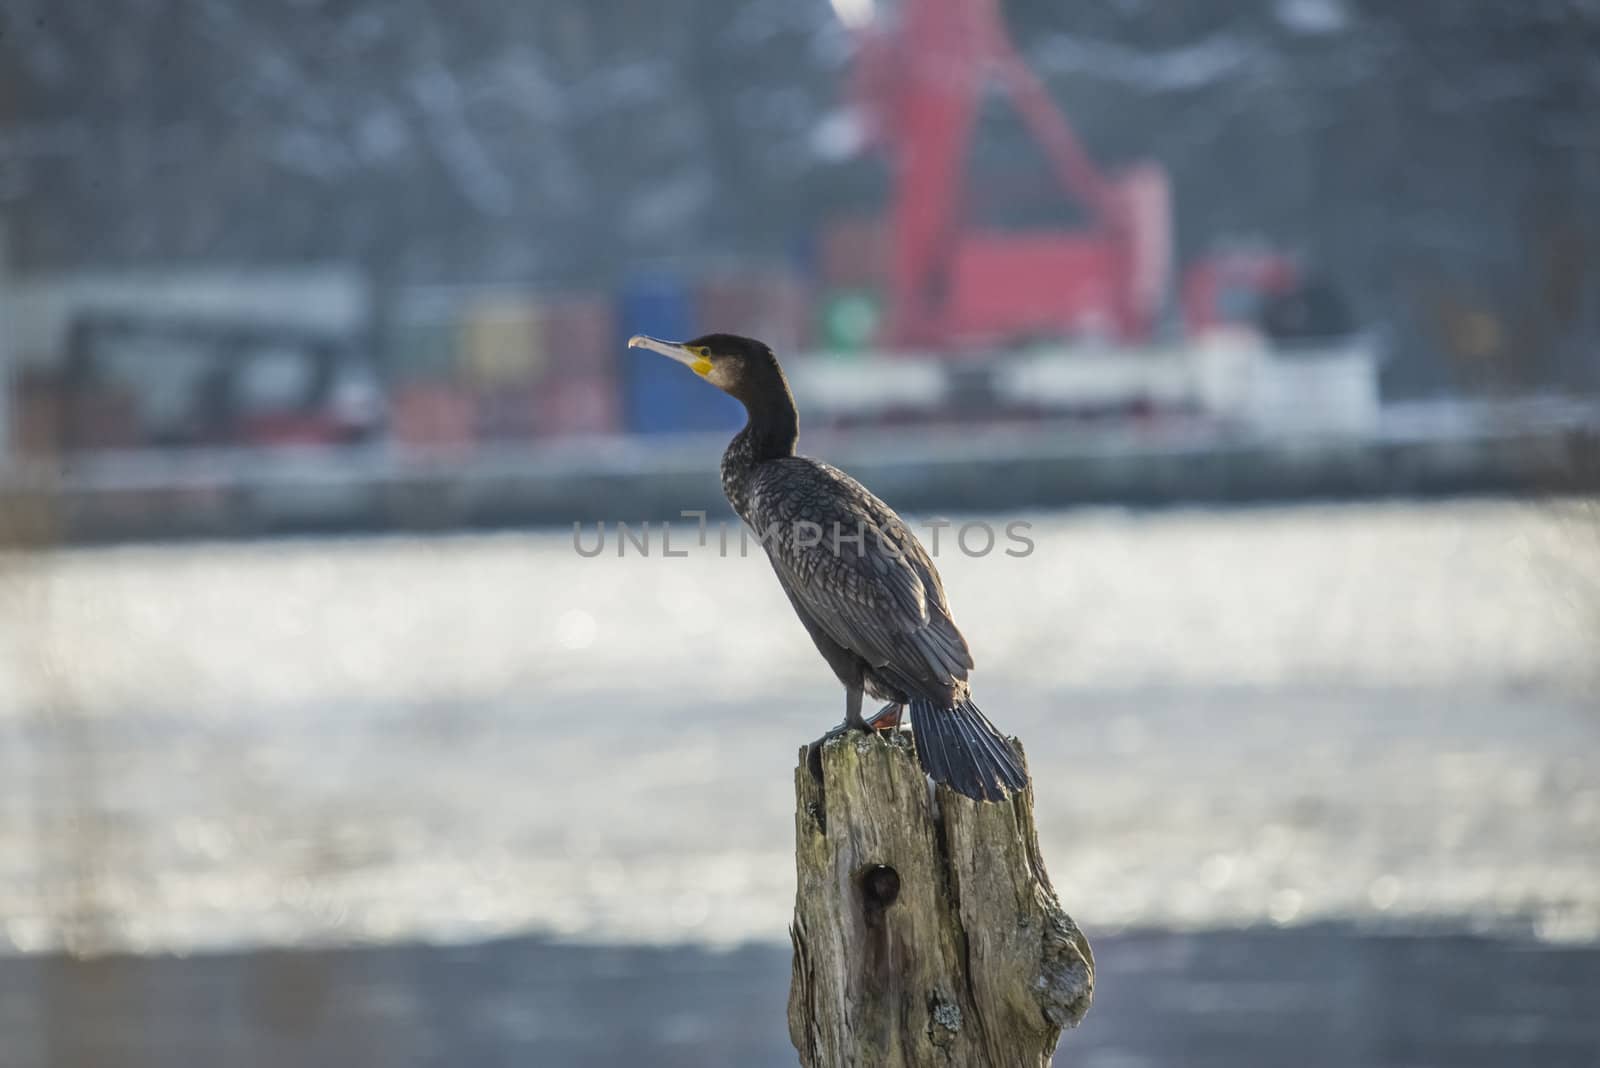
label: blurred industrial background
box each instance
[1,1,1598,1065]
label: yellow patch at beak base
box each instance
[627,335,715,378]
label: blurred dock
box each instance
[2,395,1596,542]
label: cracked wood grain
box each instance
[787,731,1092,1067]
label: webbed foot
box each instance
[866,702,905,731]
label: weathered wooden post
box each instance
[788,730,1093,1067]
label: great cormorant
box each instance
[628,333,1028,802]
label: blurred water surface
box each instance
[4,928,1599,1068]
[0,498,1597,957]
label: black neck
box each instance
[737,385,799,464]
[721,376,798,516]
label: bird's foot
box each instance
[805,716,874,783]
[866,702,904,732]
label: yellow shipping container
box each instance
[458,295,548,387]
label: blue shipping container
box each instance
[619,273,743,435]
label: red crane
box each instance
[845,0,1174,349]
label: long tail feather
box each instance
[909,696,1028,802]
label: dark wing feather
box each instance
[745,458,973,696]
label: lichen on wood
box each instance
[787,730,1092,1067]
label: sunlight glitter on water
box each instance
[0,499,1596,955]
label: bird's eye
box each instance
[692,346,712,359]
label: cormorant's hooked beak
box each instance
[628,335,712,377]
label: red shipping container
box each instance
[539,294,615,377]
[697,271,813,354]
[390,384,475,451]
[475,386,540,442]
[535,375,620,438]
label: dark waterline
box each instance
[3,925,1597,1068]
